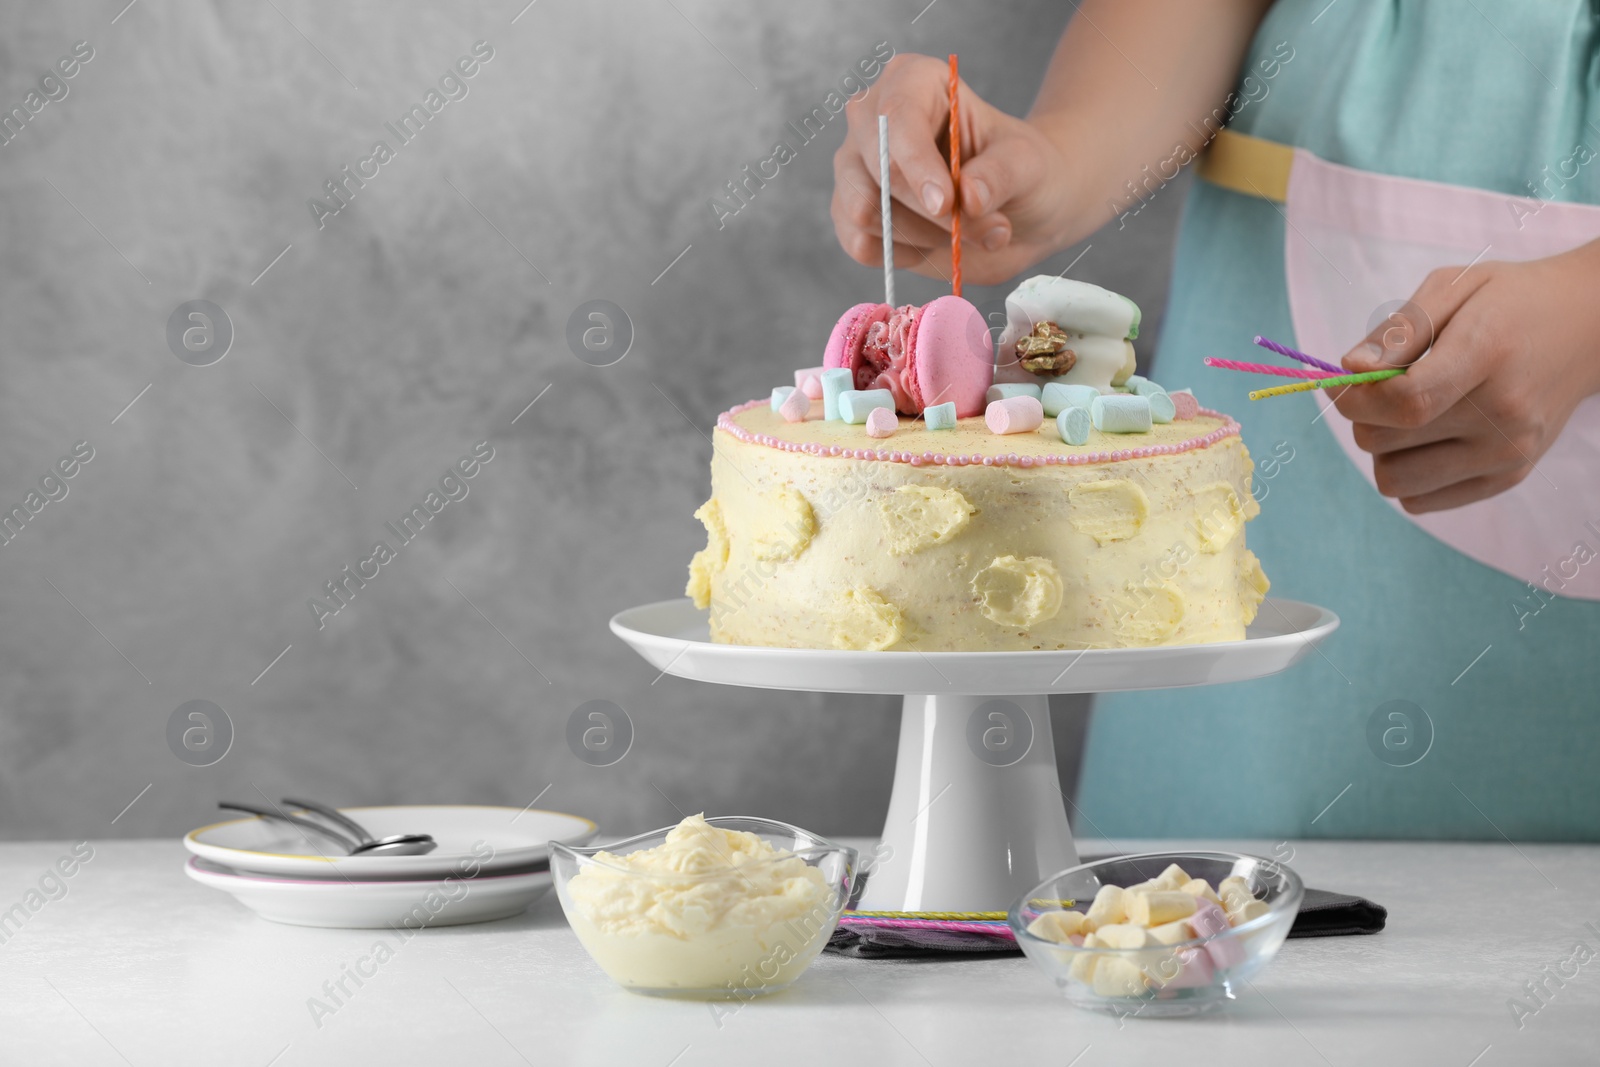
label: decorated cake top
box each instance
[742,275,1236,468]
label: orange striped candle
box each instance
[948,54,961,297]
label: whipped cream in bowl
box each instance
[550,814,857,999]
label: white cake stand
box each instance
[610,598,1338,912]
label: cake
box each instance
[686,277,1268,652]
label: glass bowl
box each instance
[1009,851,1302,1017]
[550,816,857,1000]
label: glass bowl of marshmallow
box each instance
[550,814,857,1000]
[1009,851,1303,1017]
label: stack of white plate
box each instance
[183,805,597,929]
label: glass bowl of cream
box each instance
[550,814,857,999]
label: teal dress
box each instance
[1075,0,1600,840]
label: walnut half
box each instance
[1016,321,1076,376]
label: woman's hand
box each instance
[1333,240,1600,513]
[830,54,1075,287]
[830,3,1272,287]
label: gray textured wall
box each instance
[0,0,1184,840]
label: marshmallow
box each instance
[1147,918,1197,946]
[1091,393,1152,433]
[1170,388,1199,420]
[1228,898,1271,927]
[1218,876,1255,913]
[839,388,895,425]
[795,366,825,391]
[1070,932,1102,983]
[986,396,1045,435]
[1085,884,1127,928]
[987,382,1043,405]
[923,401,958,430]
[820,368,853,420]
[802,376,824,400]
[1094,923,1149,950]
[1140,949,1184,989]
[778,389,810,424]
[864,406,898,439]
[1041,382,1100,416]
[1156,947,1216,990]
[1128,376,1167,398]
[771,386,795,411]
[1127,891,1198,927]
[1027,910,1091,944]
[1092,956,1149,998]
[1126,866,1188,896]
[1187,898,1231,938]
[1188,899,1245,970]
[1057,406,1091,446]
[1148,390,1177,424]
[1157,864,1192,889]
[1181,878,1223,908]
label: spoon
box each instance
[217,802,437,857]
[282,796,438,857]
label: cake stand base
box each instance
[611,598,1338,912]
[864,693,1076,912]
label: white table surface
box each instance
[1,838,1596,1066]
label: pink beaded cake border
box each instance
[717,399,1241,468]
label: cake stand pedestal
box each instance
[610,598,1337,912]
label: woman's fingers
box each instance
[1334,267,1496,431]
[847,55,959,227]
[842,234,959,280]
[831,153,933,262]
[831,151,949,278]
[1337,244,1600,511]
[1341,266,1487,373]
[1392,466,1535,514]
[959,121,1049,221]
[832,138,1019,272]
[831,51,1075,276]
[1349,403,1478,455]
[883,97,955,221]
[1370,436,1530,504]
[835,168,955,245]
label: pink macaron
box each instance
[823,303,891,389]
[823,296,991,417]
[910,296,992,417]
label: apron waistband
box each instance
[1197,129,1292,203]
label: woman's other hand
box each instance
[1334,242,1600,512]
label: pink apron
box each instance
[1282,149,1600,600]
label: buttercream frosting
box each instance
[688,400,1268,651]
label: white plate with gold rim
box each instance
[184,805,596,882]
